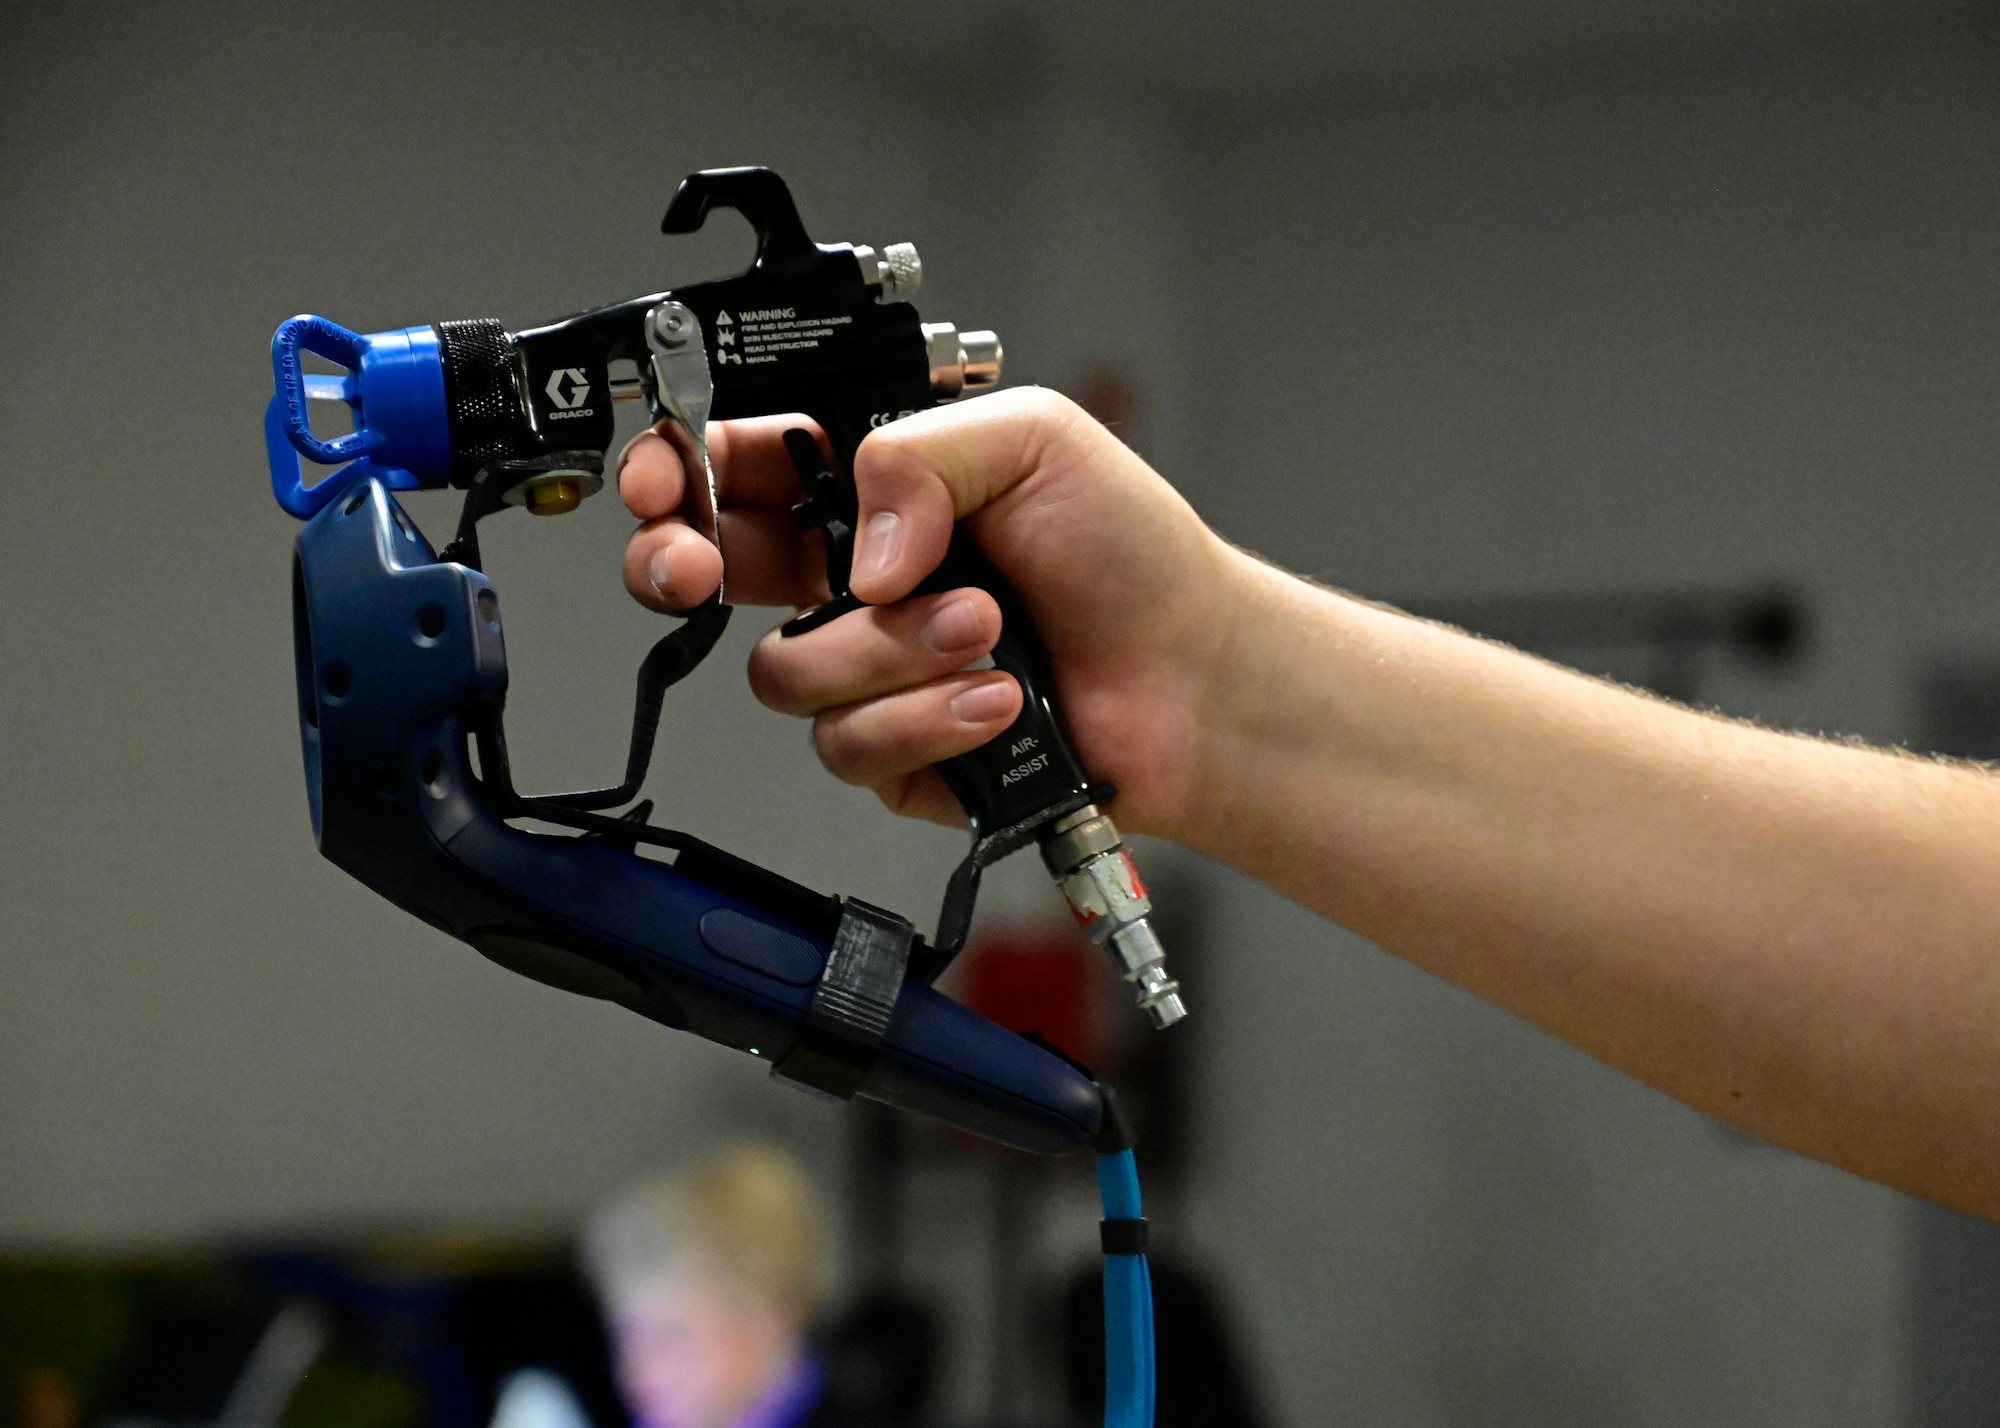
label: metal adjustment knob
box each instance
[881,242,921,296]
[852,242,923,298]
[923,322,1006,400]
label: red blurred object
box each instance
[957,925,1108,1074]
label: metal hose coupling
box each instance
[1040,806,1188,1029]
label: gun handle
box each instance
[782,427,1098,840]
[917,535,1097,836]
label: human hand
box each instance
[617,388,1242,838]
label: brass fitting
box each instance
[524,477,584,516]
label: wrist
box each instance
[1164,546,1324,848]
[1170,547,1381,873]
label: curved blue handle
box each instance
[272,315,375,465]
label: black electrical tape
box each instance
[772,899,913,1099]
[1100,1218,1149,1256]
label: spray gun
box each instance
[268,167,1163,1426]
[269,167,1184,1147]
[269,166,1181,1028]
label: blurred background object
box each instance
[7,0,2000,1423]
[579,1147,834,1428]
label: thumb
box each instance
[847,386,1091,603]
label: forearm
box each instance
[708,387,2000,1212]
[1186,548,2000,1217]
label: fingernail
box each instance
[854,510,904,588]
[923,596,986,654]
[647,546,673,599]
[951,679,1015,725]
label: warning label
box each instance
[736,312,852,365]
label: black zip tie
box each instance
[1100,1218,1149,1256]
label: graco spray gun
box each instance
[268,168,1185,1162]
[268,165,1168,1427]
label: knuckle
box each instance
[809,714,869,784]
[876,776,925,820]
[812,694,933,784]
[856,423,924,488]
[1013,384,1083,424]
[747,643,811,715]
[1012,386,1094,460]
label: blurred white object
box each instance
[217,1301,330,1428]
[490,1369,594,1428]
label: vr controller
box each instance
[268,168,1186,1154]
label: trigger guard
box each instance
[271,315,372,465]
[267,396,420,519]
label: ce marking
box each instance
[869,409,920,428]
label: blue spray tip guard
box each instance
[267,315,451,518]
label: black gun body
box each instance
[427,253,1096,846]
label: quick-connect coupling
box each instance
[1041,806,1187,1029]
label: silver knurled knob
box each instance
[852,242,924,298]
[881,242,922,297]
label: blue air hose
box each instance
[1096,1143,1155,1428]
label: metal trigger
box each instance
[645,300,726,602]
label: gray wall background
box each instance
[6,2,2000,1425]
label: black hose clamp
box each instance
[772,898,916,1098]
